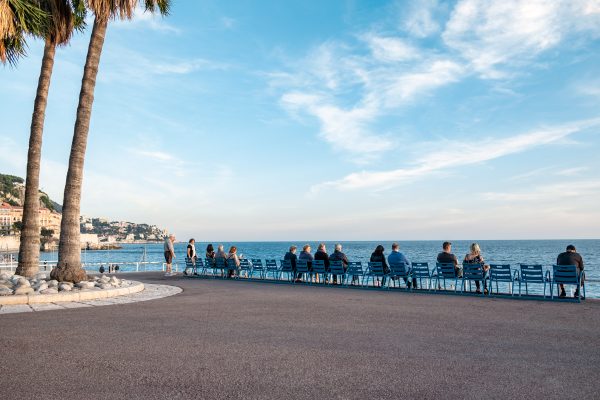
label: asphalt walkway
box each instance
[1,272,598,399]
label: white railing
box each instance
[0,261,180,273]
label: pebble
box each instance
[47,280,59,288]
[35,283,49,292]
[0,273,126,297]
[0,287,14,296]
[59,284,72,292]
[14,287,34,295]
[40,288,59,295]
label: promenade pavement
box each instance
[1,272,598,399]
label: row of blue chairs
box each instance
[184,258,585,301]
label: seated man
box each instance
[556,244,584,298]
[314,243,330,282]
[329,243,349,284]
[437,241,461,277]
[388,242,416,288]
[284,245,298,279]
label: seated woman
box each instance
[297,244,314,282]
[370,245,389,287]
[226,246,241,278]
[463,243,488,294]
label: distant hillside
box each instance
[0,173,59,211]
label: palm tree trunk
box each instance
[53,17,107,283]
[16,39,56,278]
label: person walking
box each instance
[164,234,176,277]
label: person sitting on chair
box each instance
[284,245,298,281]
[437,241,461,277]
[329,243,349,284]
[297,244,314,282]
[314,243,330,282]
[556,244,584,298]
[463,242,488,295]
[388,242,416,288]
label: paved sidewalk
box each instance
[1,272,598,400]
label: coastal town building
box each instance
[0,202,61,237]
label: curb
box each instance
[0,282,145,306]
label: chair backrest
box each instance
[239,258,251,270]
[185,257,193,268]
[347,261,363,275]
[411,262,430,278]
[552,264,579,285]
[312,259,327,274]
[251,259,264,270]
[367,262,384,276]
[462,262,485,280]
[280,259,293,272]
[519,264,545,283]
[265,259,278,271]
[195,258,204,268]
[296,259,310,273]
[435,262,456,278]
[215,258,226,268]
[489,264,511,281]
[389,262,409,277]
[205,258,215,267]
[226,258,237,269]
[329,260,345,275]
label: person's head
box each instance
[391,242,399,251]
[169,234,175,242]
[318,243,326,251]
[470,243,480,255]
[289,245,297,254]
[566,244,576,252]
[206,244,214,253]
[189,238,195,244]
[443,241,452,252]
[335,243,342,252]
[217,244,224,252]
[375,244,384,254]
[303,244,311,253]
[229,246,237,254]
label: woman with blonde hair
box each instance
[463,242,488,294]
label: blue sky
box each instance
[1,0,600,240]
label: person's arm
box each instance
[187,246,191,258]
[342,254,349,266]
[453,255,458,266]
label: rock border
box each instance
[0,281,145,306]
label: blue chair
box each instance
[432,263,459,291]
[279,259,294,282]
[192,258,206,276]
[239,258,251,279]
[296,259,310,282]
[517,264,550,297]
[214,257,227,278]
[184,257,194,276]
[311,260,327,284]
[226,258,238,278]
[250,259,265,279]
[363,262,388,288]
[345,262,363,286]
[461,262,486,294]
[410,262,431,290]
[328,260,346,285]
[388,262,411,289]
[265,259,279,280]
[551,265,585,301]
[204,258,215,277]
[488,264,516,296]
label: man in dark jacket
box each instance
[314,243,330,282]
[330,243,349,284]
[556,244,584,298]
[284,245,298,278]
[437,241,461,277]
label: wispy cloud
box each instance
[310,118,600,194]
[482,180,600,202]
[401,0,446,38]
[113,6,181,34]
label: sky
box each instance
[1,0,600,241]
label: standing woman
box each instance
[187,239,197,264]
[463,243,488,294]
[370,245,389,287]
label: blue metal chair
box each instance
[345,261,363,286]
[184,257,194,276]
[296,259,310,282]
[551,265,585,301]
[410,262,431,290]
[250,259,265,279]
[328,260,346,285]
[363,262,388,288]
[517,264,550,297]
[239,258,251,278]
[265,259,279,280]
[214,257,227,278]
[388,262,411,290]
[279,259,294,282]
[311,260,327,284]
[460,262,486,294]
[226,258,238,278]
[432,263,459,291]
[192,258,206,276]
[204,258,215,277]
[488,264,516,296]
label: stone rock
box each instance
[14,286,34,295]
[0,273,12,280]
[0,287,14,296]
[47,280,59,288]
[35,282,49,292]
[17,278,31,287]
[110,277,120,285]
[100,276,111,284]
[40,288,59,295]
[35,273,48,280]
[100,283,112,290]
[0,283,13,290]
[59,283,72,292]
[76,281,95,289]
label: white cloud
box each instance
[363,34,420,62]
[482,180,600,202]
[113,6,181,34]
[402,0,445,38]
[442,0,600,78]
[310,118,600,193]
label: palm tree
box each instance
[10,1,85,278]
[1,0,48,65]
[53,0,170,282]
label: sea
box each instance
[32,239,600,298]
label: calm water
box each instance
[37,240,599,297]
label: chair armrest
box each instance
[513,270,520,281]
[545,269,551,282]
